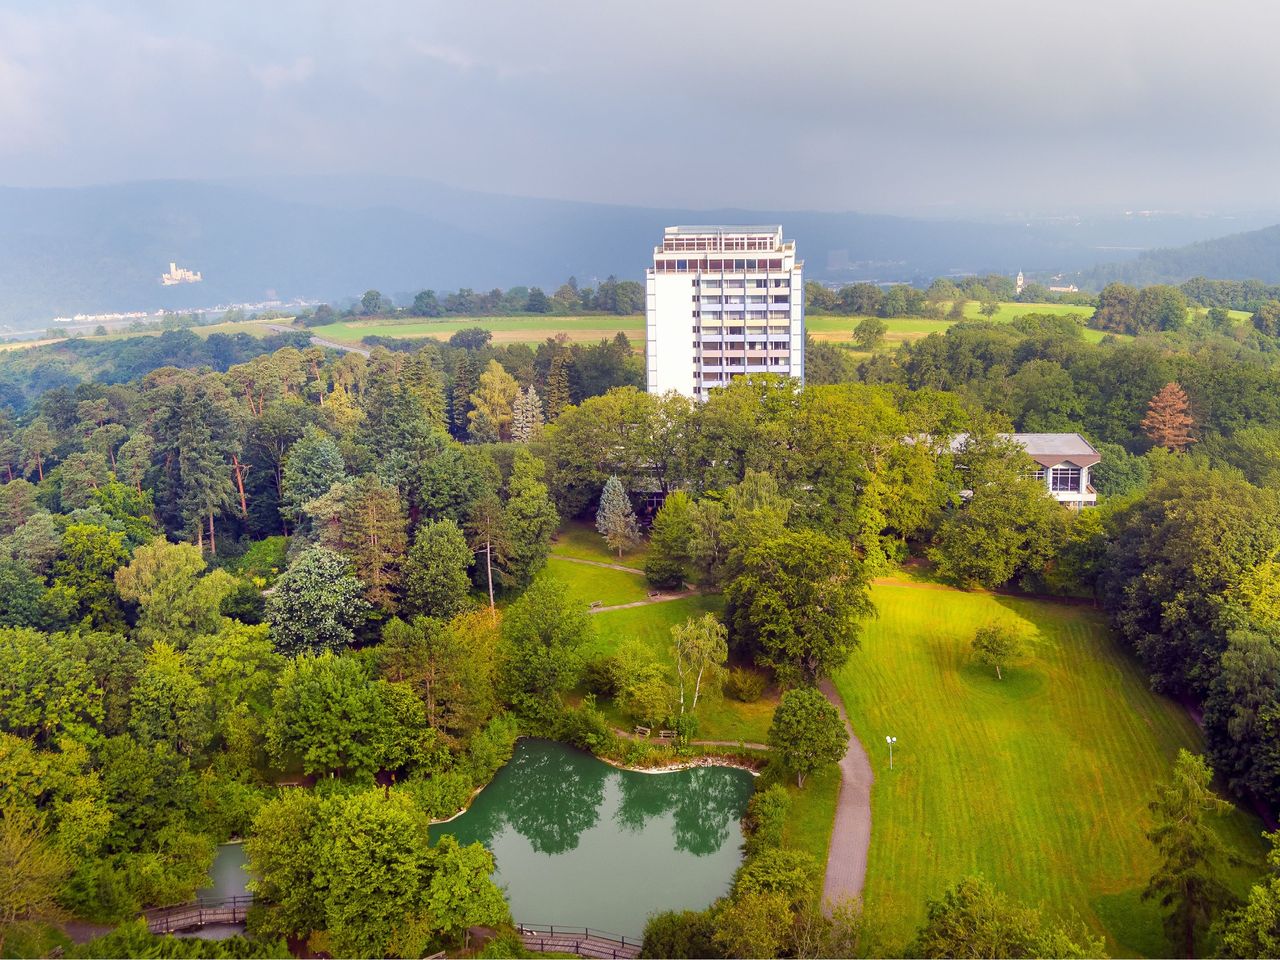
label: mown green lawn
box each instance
[550,520,649,568]
[578,590,777,745]
[835,583,1267,956]
[536,557,650,608]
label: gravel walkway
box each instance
[818,677,874,904]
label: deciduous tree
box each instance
[402,519,473,620]
[671,614,728,714]
[499,576,592,721]
[767,687,847,787]
[265,547,371,655]
[114,537,236,646]
[503,450,558,588]
[971,622,1027,680]
[912,875,1105,959]
[645,490,694,590]
[0,805,70,955]
[726,530,873,684]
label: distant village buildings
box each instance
[161,262,203,285]
[1015,270,1079,295]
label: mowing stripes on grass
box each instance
[835,584,1266,957]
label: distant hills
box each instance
[1078,223,1280,288]
[0,175,1273,329]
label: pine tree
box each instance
[504,450,559,586]
[340,474,408,611]
[545,353,572,421]
[596,475,641,558]
[1143,382,1196,452]
[512,385,544,443]
[1144,750,1239,958]
[450,353,480,441]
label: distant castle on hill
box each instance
[161,262,202,286]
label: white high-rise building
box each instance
[645,225,803,398]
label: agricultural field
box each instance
[806,301,1111,348]
[835,583,1268,956]
[307,314,645,346]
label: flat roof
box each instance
[665,225,783,235]
[1007,433,1099,459]
[947,432,1101,467]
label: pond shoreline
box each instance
[427,737,756,938]
[429,735,763,825]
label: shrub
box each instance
[744,783,791,854]
[476,932,537,958]
[583,654,623,697]
[396,770,475,820]
[465,714,522,785]
[557,699,615,754]
[725,667,766,703]
[641,908,720,959]
[733,848,821,909]
[70,919,290,958]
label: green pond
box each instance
[201,842,249,902]
[429,739,754,938]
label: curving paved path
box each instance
[818,678,874,904]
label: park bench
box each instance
[633,726,651,737]
[647,590,660,599]
[589,600,603,610]
[657,729,677,741]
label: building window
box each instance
[1050,466,1080,492]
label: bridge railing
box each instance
[144,895,254,934]
[516,922,640,957]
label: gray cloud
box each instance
[0,0,1278,214]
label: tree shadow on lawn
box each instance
[1091,887,1174,959]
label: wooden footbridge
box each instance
[144,895,252,934]
[516,923,641,959]
[142,895,640,959]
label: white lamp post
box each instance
[886,735,897,770]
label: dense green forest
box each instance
[6,287,1280,956]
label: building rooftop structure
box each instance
[1007,433,1100,467]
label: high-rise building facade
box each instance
[645,225,803,398]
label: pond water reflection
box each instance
[429,738,753,937]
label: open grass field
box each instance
[308,314,645,346]
[550,520,649,568]
[834,583,1268,956]
[537,557,650,608]
[544,526,778,744]
[807,300,1115,348]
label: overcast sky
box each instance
[2,0,1279,215]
